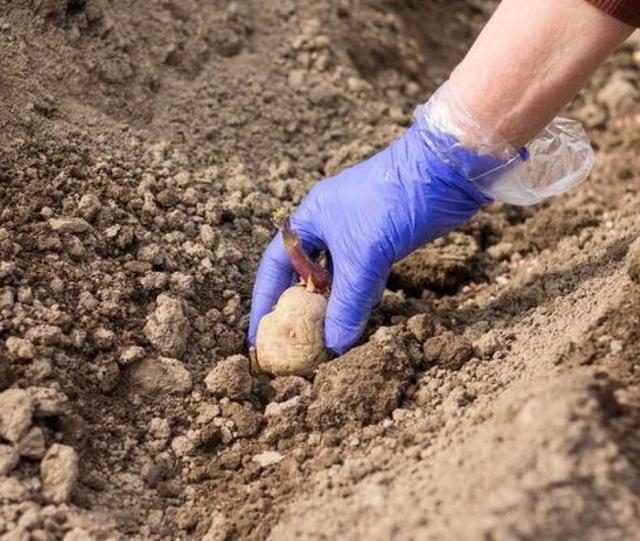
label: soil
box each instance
[1,1,640,539]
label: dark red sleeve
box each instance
[584,0,640,27]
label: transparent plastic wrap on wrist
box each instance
[415,83,594,206]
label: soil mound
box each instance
[1,1,640,539]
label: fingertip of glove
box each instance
[324,314,365,356]
[246,322,258,347]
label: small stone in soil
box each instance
[78,194,102,222]
[48,217,91,234]
[18,426,47,459]
[0,388,34,443]
[41,443,79,503]
[0,444,19,475]
[119,345,146,366]
[252,450,284,468]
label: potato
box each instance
[256,285,329,376]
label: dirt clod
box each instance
[129,357,193,395]
[144,294,191,359]
[0,445,19,476]
[5,337,35,360]
[270,376,312,402]
[407,314,436,343]
[423,332,474,370]
[29,387,69,417]
[308,340,415,430]
[18,426,46,459]
[0,477,29,503]
[0,388,34,443]
[0,1,639,539]
[473,330,503,359]
[221,402,263,438]
[205,354,253,401]
[264,396,305,443]
[93,328,115,351]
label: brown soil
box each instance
[1,1,640,539]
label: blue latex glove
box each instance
[248,113,498,354]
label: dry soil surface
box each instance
[1,1,640,540]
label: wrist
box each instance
[414,83,594,206]
[422,83,518,160]
[448,0,633,148]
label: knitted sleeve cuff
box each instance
[584,0,640,27]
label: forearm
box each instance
[449,0,634,149]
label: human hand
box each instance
[248,92,499,354]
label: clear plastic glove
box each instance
[248,84,592,354]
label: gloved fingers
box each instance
[248,233,294,345]
[324,258,389,354]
